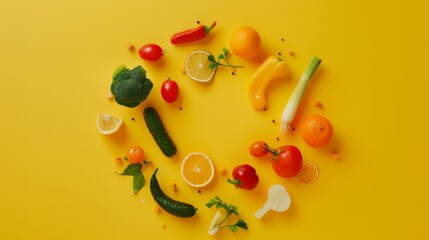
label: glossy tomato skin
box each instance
[272,145,303,178]
[249,141,269,157]
[161,79,179,103]
[126,146,145,164]
[231,164,259,190]
[138,44,163,61]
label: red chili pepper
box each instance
[170,21,216,44]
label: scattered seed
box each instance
[198,190,201,194]
[114,157,122,165]
[179,107,183,111]
[281,38,285,42]
[126,42,135,51]
[197,20,200,24]
[154,205,161,214]
[180,66,186,74]
[278,52,282,56]
[272,119,276,124]
[219,166,227,175]
[264,108,267,111]
[276,137,280,141]
[313,100,323,109]
[232,71,235,76]
[330,151,340,161]
[171,183,177,192]
[131,118,135,121]
[285,48,295,56]
[106,92,114,100]
[162,224,167,229]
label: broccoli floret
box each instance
[110,65,153,108]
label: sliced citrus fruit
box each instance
[181,152,215,188]
[297,161,319,184]
[96,113,123,135]
[185,50,216,82]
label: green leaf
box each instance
[218,53,225,60]
[208,63,218,69]
[206,198,218,208]
[208,54,216,62]
[228,225,238,233]
[116,163,142,176]
[234,219,248,230]
[133,172,145,193]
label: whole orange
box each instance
[230,26,261,59]
[300,115,333,148]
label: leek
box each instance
[281,56,322,134]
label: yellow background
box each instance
[1,0,428,239]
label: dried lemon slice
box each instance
[297,161,319,184]
[185,50,216,82]
[96,113,123,135]
[181,152,215,188]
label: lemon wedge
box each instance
[185,50,216,82]
[96,113,123,135]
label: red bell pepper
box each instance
[170,21,216,44]
[227,164,259,190]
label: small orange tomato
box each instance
[126,146,145,164]
[300,115,333,148]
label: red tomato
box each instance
[228,164,259,190]
[271,145,303,178]
[126,146,145,164]
[249,141,269,157]
[161,79,179,103]
[138,44,164,61]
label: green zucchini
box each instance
[150,169,197,218]
[143,107,177,157]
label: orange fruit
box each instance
[181,152,214,188]
[297,162,319,184]
[300,115,333,148]
[230,26,261,59]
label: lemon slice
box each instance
[185,50,216,82]
[96,113,123,135]
[297,161,319,184]
[181,152,215,188]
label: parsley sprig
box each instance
[208,48,244,69]
[206,196,248,233]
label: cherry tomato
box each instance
[138,44,164,61]
[271,145,303,178]
[228,164,259,190]
[161,79,179,103]
[249,141,269,157]
[126,146,145,164]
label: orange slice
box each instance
[181,152,214,188]
[297,161,319,184]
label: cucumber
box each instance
[143,107,177,157]
[150,169,197,218]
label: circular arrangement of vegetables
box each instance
[98,20,336,235]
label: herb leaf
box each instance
[206,196,248,234]
[116,163,142,176]
[207,48,244,69]
[133,172,145,193]
[234,219,248,230]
